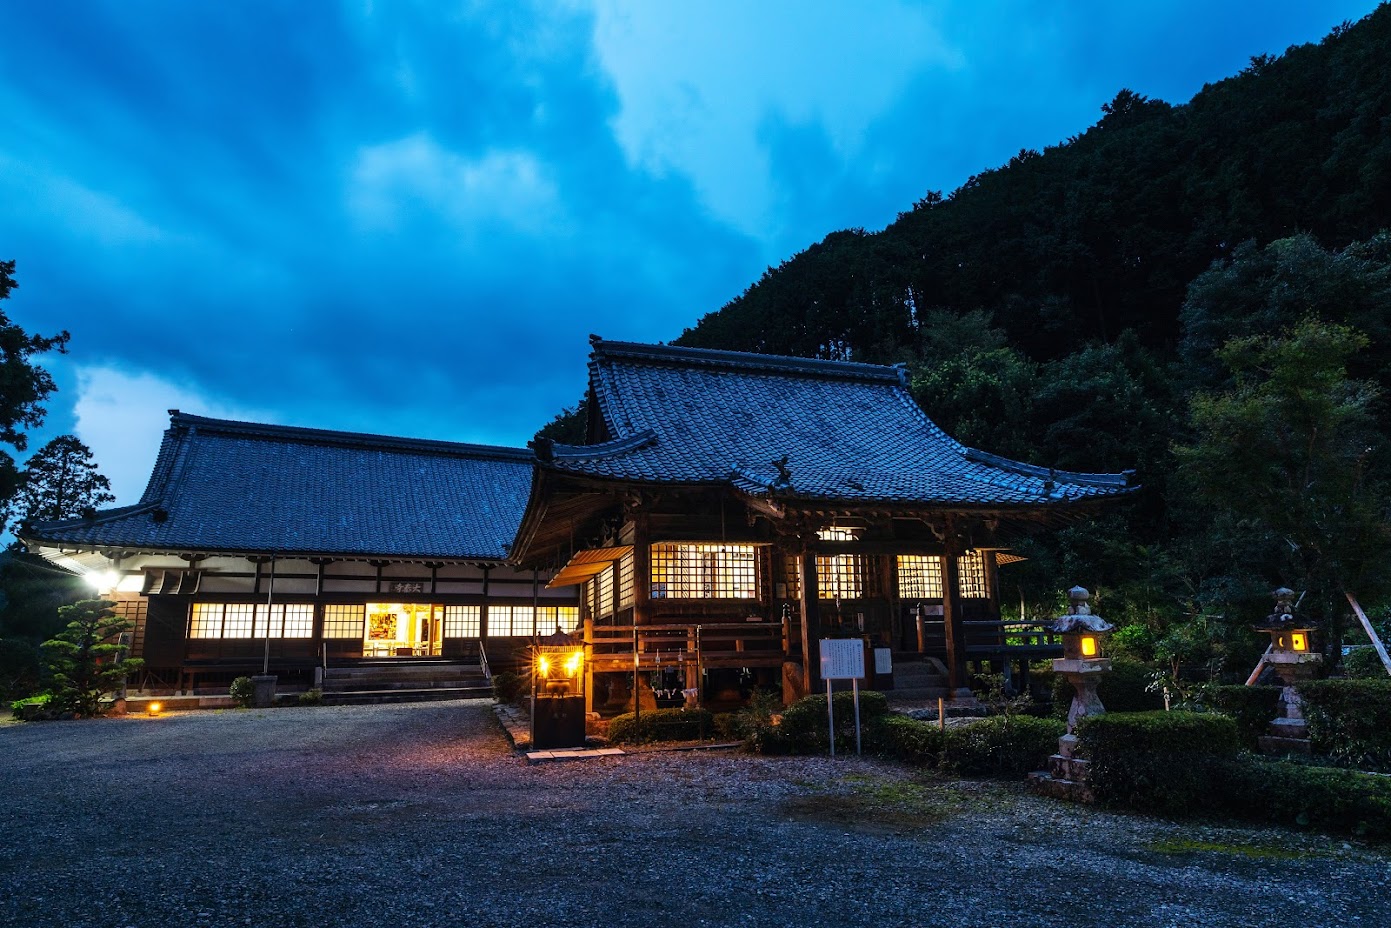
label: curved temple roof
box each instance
[24,412,533,560]
[536,338,1135,508]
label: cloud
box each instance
[349,134,560,236]
[72,366,272,505]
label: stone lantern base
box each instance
[1027,733,1096,803]
[1256,651,1321,756]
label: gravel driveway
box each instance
[1,701,1386,928]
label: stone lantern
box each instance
[1051,586,1114,736]
[1027,586,1113,803]
[1253,587,1322,754]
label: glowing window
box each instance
[650,544,758,599]
[324,604,365,639]
[443,605,481,638]
[487,605,535,637]
[189,603,222,639]
[958,552,989,599]
[897,556,944,599]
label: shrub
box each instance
[1196,684,1282,749]
[1218,756,1391,839]
[491,671,524,704]
[229,676,255,708]
[872,714,944,764]
[1052,657,1163,719]
[1342,647,1389,679]
[940,715,1064,778]
[768,691,890,755]
[608,707,715,744]
[298,688,324,706]
[41,599,144,717]
[1298,678,1391,772]
[1079,711,1240,815]
[9,693,53,721]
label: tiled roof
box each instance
[24,413,533,560]
[539,338,1134,507]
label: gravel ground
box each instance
[1,701,1387,928]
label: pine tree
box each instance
[10,435,115,531]
[41,599,144,717]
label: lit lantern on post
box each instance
[1252,587,1322,752]
[530,626,588,750]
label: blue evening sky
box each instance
[1,1,1378,504]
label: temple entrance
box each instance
[363,602,442,657]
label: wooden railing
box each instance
[913,616,1063,657]
[587,620,789,674]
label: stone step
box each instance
[321,687,494,705]
[321,678,488,693]
[1257,734,1312,755]
[1026,771,1094,803]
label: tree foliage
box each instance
[9,435,115,532]
[1175,318,1388,656]
[41,599,143,717]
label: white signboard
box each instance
[874,647,893,676]
[820,638,865,680]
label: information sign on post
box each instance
[819,639,866,757]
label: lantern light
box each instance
[146,702,163,717]
[1290,632,1307,652]
[1080,635,1098,657]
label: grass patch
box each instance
[780,773,961,834]
[1146,838,1319,860]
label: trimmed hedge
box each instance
[1079,711,1240,815]
[608,707,714,744]
[491,672,524,704]
[766,690,891,755]
[1052,657,1163,719]
[1298,678,1391,772]
[1199,684,1282,750]
[1218,756,1391,838]
[873,713,1064,778]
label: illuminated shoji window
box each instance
[617,550,635,610]
[252,604,313,638]
[443,605,481,638]
[191,603,312,638]
[536,605,581,634]
[323,604,365,638]
[816,528,864,600]
[781,555,801,600]
[595,563,615,618]
[897,555,944,599]
[487,605,536,637]
[189,603,222,639]
[650,544,758,599]
[957,552,990,599]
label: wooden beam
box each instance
[799,545,821,692]
[632,512,652,627]
[1347,592,1391,676]
[941,545,969,697]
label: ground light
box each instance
[146,701,163,717]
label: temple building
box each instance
[23,338,1134,705]
[22,414,576,695]
[513,338,1134,709]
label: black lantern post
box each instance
[530,626,588,750]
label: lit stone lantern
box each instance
[530,626,588,750]
[1026,586,1113,802]
[1253,587,1322,753]
[1051,586,1114,736]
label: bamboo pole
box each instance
[1345,592,1391,676]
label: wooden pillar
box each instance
[479,566,490,641]
[799,546,821,692]
[941,546,970,698]
[632,512,652,627]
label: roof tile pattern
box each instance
[27,414,532,559]
[548,340,1132,507]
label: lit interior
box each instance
[1291,632,1308,652]
[364,602,441,657]
[1080,636,1098,657]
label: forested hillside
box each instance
[539,7,1391,677]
